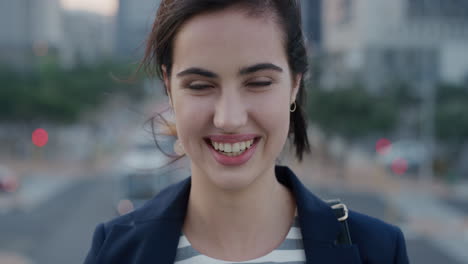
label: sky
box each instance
[60,0,118,16]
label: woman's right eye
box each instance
[187,84,212,90]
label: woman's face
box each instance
[164,7,301,191]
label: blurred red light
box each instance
[392,158,408,175]
[32,128,48,147]
[376,138,392,155]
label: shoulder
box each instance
[84,177,191,263]
[347,210,409,263]
[102,176,190,229]
[83,205,152,263]
[347,210,402,241]
[274,166,409,262]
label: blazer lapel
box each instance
[275,166,363,264]
[131,177,192,264]
[132,218,185,264]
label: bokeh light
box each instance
[117,199,134,215]
[1,175,19,192]
[376,138,392,155]
[392,158,408,175]
[32,128,49,147]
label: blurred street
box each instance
[0,169,115,264]
[0,149,467,264]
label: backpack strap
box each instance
[325,199,352,246]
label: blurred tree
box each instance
[304,78,468,178]
[307,84,399,139]
[436,83,468,142]
[306,82,399,178]
[0,62,145,123]
[435,83,468,178]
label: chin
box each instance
[207,169,257,191]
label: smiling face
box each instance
[163,6,301,191]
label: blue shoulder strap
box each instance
[325,199,352,246]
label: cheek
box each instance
[173,94,213,148]
[251,90,291,141]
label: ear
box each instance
[290,73,302,104]
[162,65,173,107]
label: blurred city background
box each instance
[0,0,467,263]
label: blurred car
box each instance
[113,137,188,216]
[376,140,429,174]
[0,165,19,194]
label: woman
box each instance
[85,0,409,263]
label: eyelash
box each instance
[187,84,211,90]
[249,81,272,87]
[187,81,272,90]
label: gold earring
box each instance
[290,101,297,113]
[174,139,185,155]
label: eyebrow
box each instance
[176,68,217,78]
[239,63,283,75]
[176,63,283,78]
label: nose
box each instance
[213,89,248,132]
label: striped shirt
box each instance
[174,210,306,264]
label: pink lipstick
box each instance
[205,134,260,166]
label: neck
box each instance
[183,164,296,261]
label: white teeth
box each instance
[240,141,246,151]
[232,143,240,152]
[224,144,232,153]
[210,138,257,156]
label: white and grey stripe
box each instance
[174,214,306,264]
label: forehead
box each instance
[172,7,287,74]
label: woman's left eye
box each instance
[248,81,272,87]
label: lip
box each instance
[205,134,259,143]
[206,137,260,166]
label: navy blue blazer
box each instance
[84,166,409,263]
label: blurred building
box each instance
[322,0,468,92]
[301,0,322,53]
[0,0,63,70]
[116,0,161,60]
[61,10,115,68]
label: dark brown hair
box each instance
[143,0,311,161]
